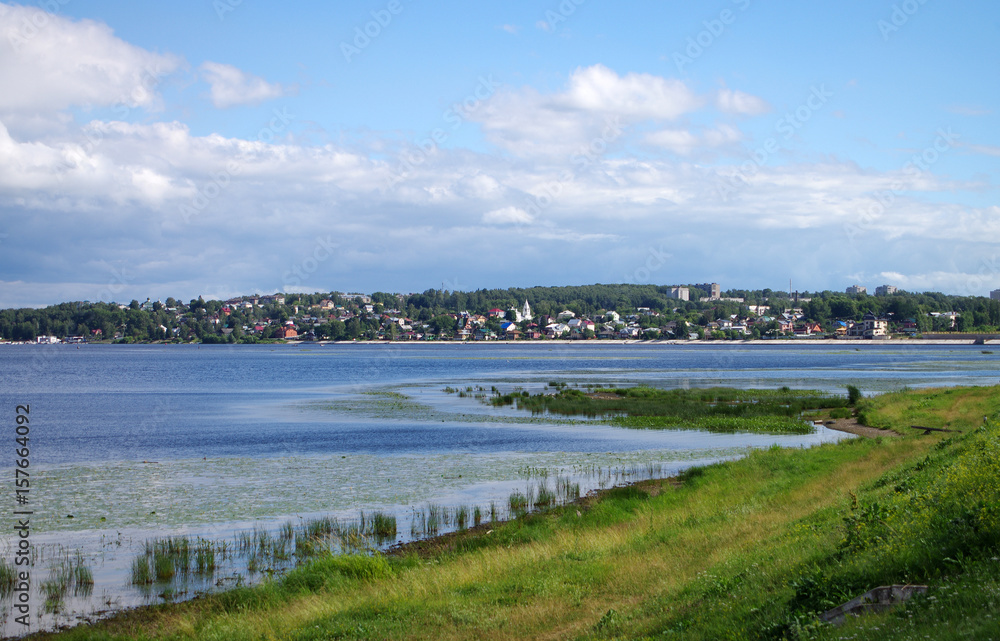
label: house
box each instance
[276,327,298,339]
[929,312,958,328]
[794,322,823,336]
[557,310,576,320]
[545,323,570,338]
[847,313,888,339]
[473,327,496,341]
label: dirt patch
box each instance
[820,418,899,439]
[586,392,623,400]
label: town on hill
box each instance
[2,283,999,344]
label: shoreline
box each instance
[14,404,899,638]
[6,338,997,347]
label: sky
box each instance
[0,0,998,308]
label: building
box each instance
[846,285,867,295]
[665,286,690,301]
[991,289,1000,301]
[507,299,533,323]
[847,312,888,339]
[875,285,898,296]
[694,283,721,300]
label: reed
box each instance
[455,505,469,530]
[130,556,153,585]
[0,559,16,596]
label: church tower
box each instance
[521,299,532,321]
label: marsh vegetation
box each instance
[483,384,853,434]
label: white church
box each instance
[508,299,533,322]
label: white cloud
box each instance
[200,61,289,108]
[482,206,533,225]
[645,124,742,155]
[966,144,1000,157]
[947,104,991,117]
[499,24,519,34]
[716,88,770,115]
[558,65,701,120]
[0,4,180,118]
[644,129,699,155]
[472,65,704,159]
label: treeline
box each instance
[391,284,703,319]
[2,285,999,342]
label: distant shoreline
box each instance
[321,338,1000,346]
[3,338,1000,347]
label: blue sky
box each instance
[1,0,998,307]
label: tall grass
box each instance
[0,558,16,597]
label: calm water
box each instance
[0,342,997,635]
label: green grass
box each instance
[35,386,1000,641]
[491,385,848,434]
[0,558,16,597]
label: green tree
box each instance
[430,315,458,336]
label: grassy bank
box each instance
[33,386,1000,640]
